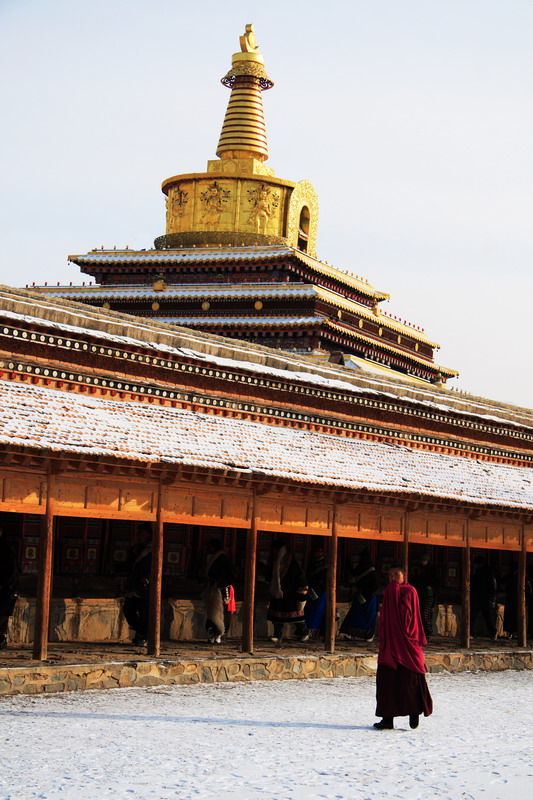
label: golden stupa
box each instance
[159,24,319,255]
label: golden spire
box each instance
[216,24,273,162]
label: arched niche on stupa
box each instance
[286,180,319,257]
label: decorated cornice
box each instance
[66,246,389,302]
[39,282,437,347]
[0,288,529,431]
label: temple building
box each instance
[0,26,531,676]
[34,25,456,387]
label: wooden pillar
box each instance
[461,520,471,649]
[147,484,164,657]
[33,471,54,661]
[518,524,527,647]
[325,503,339,653]
[402,511,410,580]
[242,491,258,654]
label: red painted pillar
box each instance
[325,504,338,653]
[147,484,164,657]
[33,472,55,661]
[242,492,258,654]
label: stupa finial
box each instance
[216,24,273,162]
[239,23,259,53]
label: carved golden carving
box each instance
[153,273,167,292]
[199,182,230,228]
[166,185,189,231]
[286,180,319,257]
[201,301,211,311]
[155,231,289,249]
[223,61,269,81]
[247,183,280,233]
[171,186,188,218]
[207,158,275,176]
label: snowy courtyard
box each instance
[0,670,532,800]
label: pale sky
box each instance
[0,0,531,408]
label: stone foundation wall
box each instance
[0,649,531,697]
[7,598,504,644]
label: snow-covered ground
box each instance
[0,671,531,800]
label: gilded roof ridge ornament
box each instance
[239,23,259,53]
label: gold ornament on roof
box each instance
[217,23,273,161]
[240,24,258,53]
[158,25,318,256]
[153,272,167,291]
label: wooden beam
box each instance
[33,471,54,660]
[325,504,339,653]
[402,511,410,581]
[147,484,164,657]
[518,523,527,647]
[242,491,258,654]
[461,520,471,649]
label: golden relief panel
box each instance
[165,173,294,239]
[166,184,189,232]
[247,183,280,234]
[199,181,231,229]
[166,183,194,232]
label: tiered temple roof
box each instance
[0,283,531,565]
[33,25,457,388]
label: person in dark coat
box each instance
[374,563,433,730]
[304,547,328,638]
[267,540,309,643]
[203,538,236,644]
[470,556,498,640]
[0,525,19,649]
[528,565,533,640]
[122,523,152,647]
[340,547,378,642]
[502,562,532,639]
[410,553,440,639]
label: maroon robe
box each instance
[376,581,433,718]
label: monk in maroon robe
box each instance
[374,564,433,730]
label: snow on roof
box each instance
[0,302,531,432]
[67,246,389,299]
[38,284,319,301]
[70,246,294,265]
[0,380,531,509]
[40,282,436,344]
[156,316,320,327]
